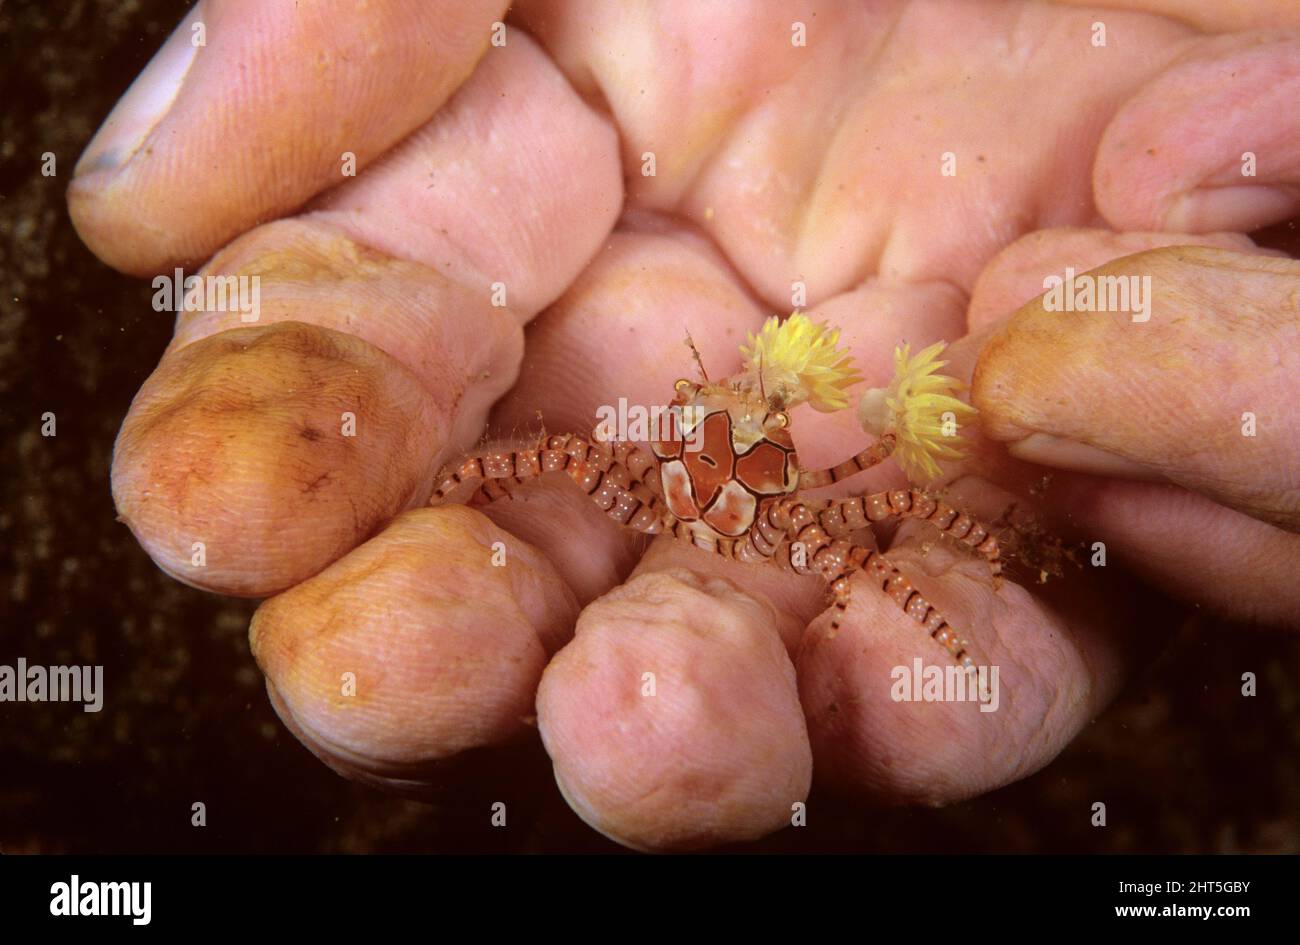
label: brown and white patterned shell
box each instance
[651,394,798,538]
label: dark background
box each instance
[1,0,1297,854]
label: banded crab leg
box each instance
[433,433,656,499]
[797,434,896,489]
[800,437,1001,583]
[467,476,527,505]
[431,434,667,534]
[470,460,672,534]
[816,489,1002,584]
[657,497,983,675]
[765,499,980,669]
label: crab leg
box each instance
[767,500,978,668]
[433,435,665,533]
[816,489,1002,582]
[470,467,661,507]
[468,476,527,505]
[797,433,896,489]
[826,540,978,668]
[581,463,668,533]
[433,434,654,499]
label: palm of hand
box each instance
[71,1,1300,849]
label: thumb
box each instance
[971,246,1300,531]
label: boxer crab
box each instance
[432,314,1002,670]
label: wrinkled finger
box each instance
[536,543,813,851]
[111,35,621,596]
[1094,32,1300,233]
[965,226,1270,333]
[973,246,1300,530]
[69,0,509,274]
[250,506,578,792]
[965,236,1300,625]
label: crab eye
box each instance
[674,378,693,393]
[771,412,790,429]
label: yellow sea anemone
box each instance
[857,341,976,484]
[740,313,862,412]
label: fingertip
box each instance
[69,0,509,273]
[112,322,443,596]
[251,505,578,784]
[794,524,1118,805]
[965,227,1266,334]
[970,246,1300,529]
[1094,33,1300,234]
[537,564,811,851]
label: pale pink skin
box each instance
[69,0,1300,851]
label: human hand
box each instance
[69,0,1300,850]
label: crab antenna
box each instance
[685,331,711,382]
[758,350,768,401]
